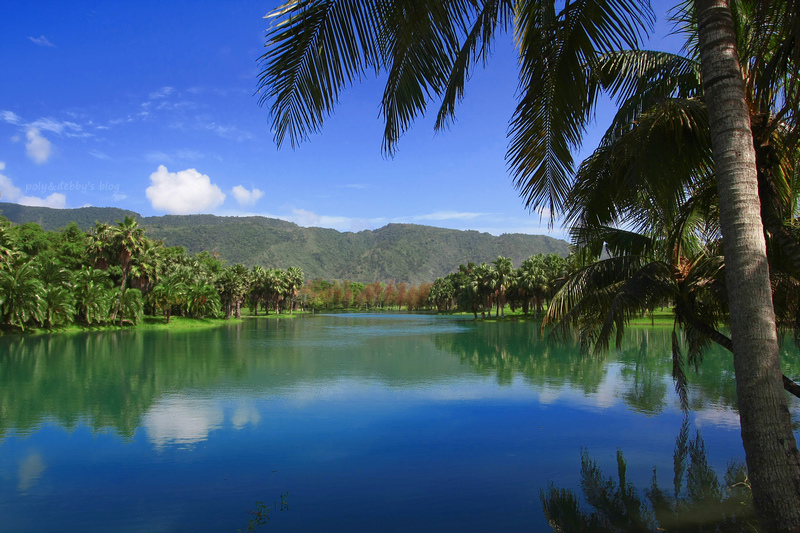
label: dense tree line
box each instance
[0,215,573,328]
[426,254,572,318]
[293,253,573,316]
[0,216,306,331]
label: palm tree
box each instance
[216,264,250,319]
[186,282,221,318]
[41,285,76,329]
[517,255,548,316]
[285,266,304,314]
[0,260,44,330]
[492,256,514,317]
[0,218,21,271]
[108,216,147,293]
[563,3,800,518]
[74,266,113,325]
[86,221,113,271]
[113,288,144,326]
[150,274,187,323]
[257,1,800,525]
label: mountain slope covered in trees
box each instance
[0,203,568,283]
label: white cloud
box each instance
[145,149,205,164]
[0,162,64,208]
[30,117,82,135]
[2,110,23,125]
[145,165,225,214]
[286,208,383,232]
[0,162,23,201]
[179,119,252,142]
[149,86,175,100]
[18,193,67,208]
[28,35,55,47]
[145,151,171,164]
[25,127,52,164]
[88,150,111,160]
[411,211,485,222]
[231,185,264,206]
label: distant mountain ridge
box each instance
[0,202,569,284]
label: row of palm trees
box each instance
[0,216,307,330]
[295,253,570,314]
[427,254,571,318]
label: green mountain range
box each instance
[0,202,569,283]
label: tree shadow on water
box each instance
[541,417,757,532]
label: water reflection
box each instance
[1,318,798,441]
[437,322,800,418]
[541,417,756,531]
[0,315,797,531]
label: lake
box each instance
[1,314,798,531]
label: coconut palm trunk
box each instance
[696,0,800,528]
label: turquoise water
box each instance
[0,314,798,531]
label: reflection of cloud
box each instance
[231,404,261,429]
[18,452,46,493]
[143,395,224,449]
[694,407,741,429]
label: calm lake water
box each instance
[1,314,798,531]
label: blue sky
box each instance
[0,1,679,239]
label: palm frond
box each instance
[595,50,701,145]
[545,255,673,351]
[569,225,656,258]
[379,0,475,154]
[435,0,514,130]
[598,49,701,105]
[566,97,711,232]
[258,0,383,147]
[508,0,654,217]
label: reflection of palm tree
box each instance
[541,417,756,531]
